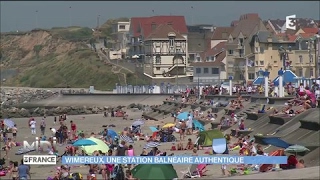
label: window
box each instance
[169,38,174,47]
[151,23,156,30]
[260,61,264,65]
[206,57,210,61]
[176,47,181,53]
[119,25,125,29]
[248,73,255,80]
[204,68,209,74]
[298,68,303,77]
[228,50,233,55]
[155,55,161,64]
[255,47,259,53]
[239,38,244,46]
[156,67,160,71]
[299,55,303,63]
[196,56,201,62]
[309,55,313,63]
[196,68,201,74]
[211,56,215,61]
[260,47,264,53]
[211,68,219,74]
[310,68,314,77]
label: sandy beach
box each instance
[1,107,319,179]
[2,112,227,179]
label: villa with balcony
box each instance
[128,16,190,81]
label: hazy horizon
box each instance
[1,1,319,32]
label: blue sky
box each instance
[1,1,319,32]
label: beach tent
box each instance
[193,120,205,132]
[262,137,292,149]
[198,130,224,147]
[272,70,297,86]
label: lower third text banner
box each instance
[61,156,287,165]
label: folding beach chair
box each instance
[181,164,201,178]
[197,164,208,177]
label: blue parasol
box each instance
[4,119,15,128]
[73,139,97,146]
[107,129,118,140]
[177,112,192,121]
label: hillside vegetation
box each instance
[0,22,145,90]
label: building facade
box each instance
[191,42,227,84]
[144,25,187,77]
[109,21,130,59]
[129,16,190,79]
[226,13,267,83]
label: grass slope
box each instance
[5,49,129,90]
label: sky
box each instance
[1,1,319,32]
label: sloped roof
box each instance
[230,14,263,38]
[132,16,188,38]
[211,27,234,40]
[145,24,185,40]
[302,27,318,34]
[130,17,149,37]
[188,32,209,52]
[269,19,286,31]
[190,42,226,67]
[298,33,316,39]
[255,31,279,43]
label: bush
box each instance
[57,27,93,42]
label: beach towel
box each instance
[15,147,36,155]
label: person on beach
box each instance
[70,121,77,139]
[3,138,16,159]
[18,159,31,180]
[9,161,18,180]
[187,114,193,135]
[12,124,18,141]
[40,117,46,136]
[29,118,36,135]
[116,141,128,156]
[127,145,135,170]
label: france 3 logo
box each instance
[23,155,57,165]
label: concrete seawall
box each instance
[28,94,170,106]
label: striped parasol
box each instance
[143,141,161,149]
[119,135,134,143]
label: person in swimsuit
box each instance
[12,124,18,141]
[9,161,18,180]
[4,138,15,159]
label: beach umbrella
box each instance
[4,119,15,128]
[192,120,205,132]
[149,126,159,132]
[162,123,175,128]
[81,137,109,155]
[107,129,118,140]
[73,139,97,147]
[132,120,144,126]
[119,135,134,143]
[143,142,161,149]
[177,112,192,121]
[132,164,178,180]
[285,145,310,153]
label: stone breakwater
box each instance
[1,88,59,107]
[1,106,109,118]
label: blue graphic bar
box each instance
[61,156,287,165]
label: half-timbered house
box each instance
[144,24,187,77]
